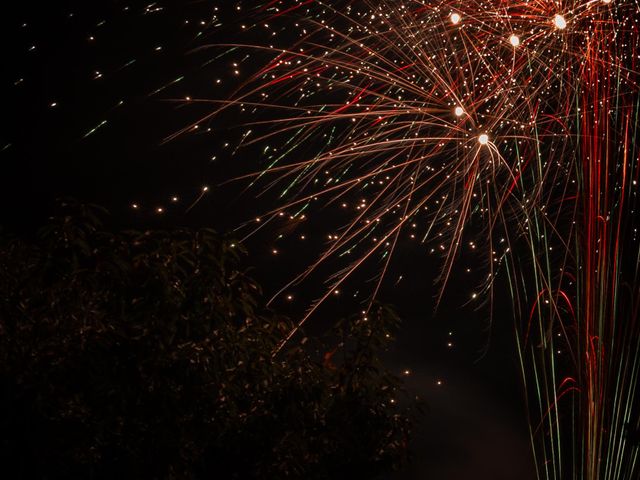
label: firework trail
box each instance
[186,1,640,477]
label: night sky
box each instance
[11,1,635,477]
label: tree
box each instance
[0,201,417,479]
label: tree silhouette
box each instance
[0,201,418,479]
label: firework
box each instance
[190,1,640,478]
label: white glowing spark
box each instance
[553,14,567,30]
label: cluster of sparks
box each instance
[6,2,222,212]
[185,1,640,478]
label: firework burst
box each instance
[183,1,640,477]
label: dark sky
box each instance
[0,2,535,477]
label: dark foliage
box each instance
[0,201,416,479]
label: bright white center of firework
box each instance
[454,106,464,117]
[553,14,567,30]
[478,134,489,145]
[509,35,520,47]
[450,13,461,25]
